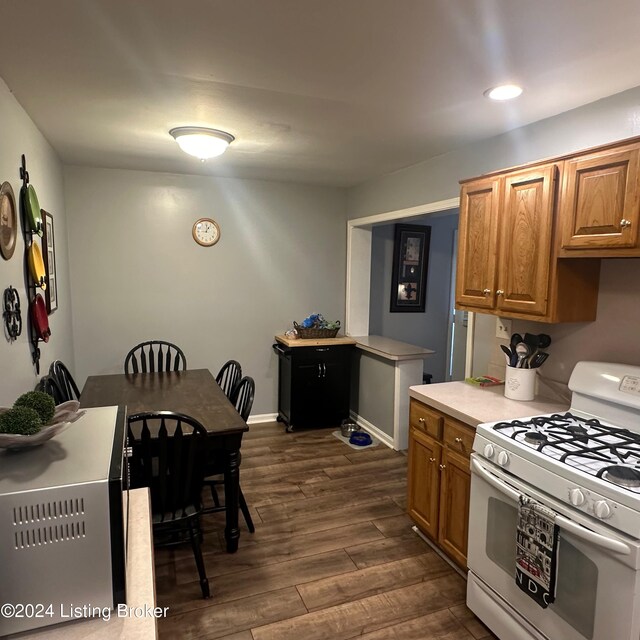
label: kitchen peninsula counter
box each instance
[350,335,434,450]
[409,381,568,428]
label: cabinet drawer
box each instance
[443,419,474,457]
[410,400,443,439]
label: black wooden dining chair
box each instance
[49,360,80,401]
[127,411,210,598]
[203,376,255,533]
[215,360,242,400]
[124,340,187,374]
[36,374,66,405]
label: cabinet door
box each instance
[438,448,470,569]
[407,427,441,540]
[496,165,556,316]
[560,147,640,249]
[322,347,352,423]
[455,177,501,309]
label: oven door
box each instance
[468,454,640,640]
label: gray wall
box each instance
[369,213,458,382]
[349,86,640,391]
[348,85,640,218]
[0,79,74,405]
[63,166,347,415]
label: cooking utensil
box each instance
[500,344,513,365]
[22,184,42,235]
[510,333,523,356]
[0,182,17,260]
[28,242,47,289]
[530,352,549,368]
[515,342,530,368]
[537,334,551,349]
[30,294,50,342]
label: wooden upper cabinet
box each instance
[560,146,640,252]
[496,165,556,316]
[455,177,500,309]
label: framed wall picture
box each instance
[41,210,58,313]
[390,223,431,312]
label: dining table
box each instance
[79,368,248,553]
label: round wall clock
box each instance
[192,218,221,246]
[0,182,17,260]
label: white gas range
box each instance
[466,361,640,640]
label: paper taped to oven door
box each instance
[515,495,559,608]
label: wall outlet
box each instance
[495,317,512,339]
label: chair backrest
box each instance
[216,360,242,399]
[49,360,80,402]
[124,341,187,374]
[36,375,66,405]
[127,411,207,521]
[232,376,255,422]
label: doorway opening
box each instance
[346,197,474,381]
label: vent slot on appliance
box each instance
[12,498,85,525]
[14,520,86,549]
[12,497,87,550]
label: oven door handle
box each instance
[471,458,631,556]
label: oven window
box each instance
[553,536,597,639]
[485,497,598,639]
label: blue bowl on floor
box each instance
[349,431,372,446]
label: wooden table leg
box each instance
[223,448,241,553]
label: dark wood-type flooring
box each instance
[155,423,497,639]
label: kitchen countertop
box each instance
[352,335,435,361]
[12,488,158,640]
[409,381,569,428]
[275,334,357,347]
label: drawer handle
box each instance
[429,457,436,463]
[621,219,632,228]
[439,464,446,471]
[418,417,425,424]
[454,437,463,444]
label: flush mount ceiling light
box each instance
[484,84,523,101]
[169,127,235,160]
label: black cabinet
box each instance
[273,342,354,431]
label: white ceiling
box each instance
[1,0,640,187]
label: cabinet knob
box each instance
[483,288,491,295]
[454,437,463,444]
[621,219,632,228]
[418,417,425,423]
[439,464,446,471]
[496,290,504,296]
[429,457,436,463]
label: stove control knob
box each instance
[569,488,585,507]
[497,451,510,467]
[594,500,612,519]
[483,444,495,459]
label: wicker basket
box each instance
[293,320,340,339]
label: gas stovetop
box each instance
[472,362,640,536]
[491,412,640,493]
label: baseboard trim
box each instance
[247,413,278,425]
[349,412,395,450]
[411,525,467,579]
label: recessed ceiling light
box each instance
[169,127,235,160]
[484,84,523,101]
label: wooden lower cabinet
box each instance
[407,398,473,569]
[438,447,471,568]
